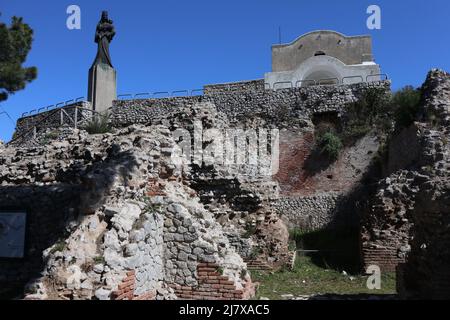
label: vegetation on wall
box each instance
[83,114,112,134]
[317,131,343,160]
[312,85,422,162]
[391,86,422,130]
[342,87,392,144]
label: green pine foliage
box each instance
[0,13,37,102]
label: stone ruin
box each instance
[361,69,450,299]
[1,77,391,300]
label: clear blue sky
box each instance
[1,0,449,141]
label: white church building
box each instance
[265,30,382,89]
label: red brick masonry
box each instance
[112,271,156,300]
[112,263,256,301]
[170,263,256,300]
[362,247,406,273]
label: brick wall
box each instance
[170,263,256,300]
[396,194,450,299]
[112,271,156,300]
[361,247,406,273]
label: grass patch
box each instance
[39,130,59,145]
[82,113,112,134]
[289,228,361,274]
[254,228,396,299]
[252,255,396,299]
[242,223,257,239]
[50,240,66,254]
[216,266,224,275]
[142,196,163,216]
[93,256,105,264]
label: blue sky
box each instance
[1,0,449,141]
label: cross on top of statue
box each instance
[92,11,116,68]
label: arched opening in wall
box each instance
[302,69,341,87]
[312,111,341,132]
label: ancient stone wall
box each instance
[203,79,266,94]
[275,193,340,230]
[6,78,395,300]
[360,171,416,272]
[0,124,254,300]
[110,80,390,129]
[107,80,390,233]
[395,70,450,299]
[362,70,450,284]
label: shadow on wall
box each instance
[290,149,385,275]
[294,227,361,275]
[0,147,139,299]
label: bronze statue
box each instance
[92,11,116,68]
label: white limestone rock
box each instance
[111,202,141,232]
[94,288,111,300]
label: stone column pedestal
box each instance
[88,63,117,113]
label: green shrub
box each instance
[318,132,343,160]
[50,240,66,254]
[83,114,112,134]
[248,247,263,260]
[93,256,105,264]
[216,267,224,275]
[242,223,257,239]
[343,87,392,142]
[44,131,59,140]
[142,196,163,215]
[289,228,305,244]
[39,131,59,146]
[391,86,421,129]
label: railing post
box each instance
[74,106,78,129]
[33,127,37,139]
[60,109,64,125]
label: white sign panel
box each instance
[0,212,26,258]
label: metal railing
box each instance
[366,74,389,82]
[117,89,204,100]
[0,110,14,125]
[8,105,106,147]
[18,73,389,120]
[295,79,316,87]
[21,97,86,118]
[318,77,339,86]
[342,75,364,85]
[19,88,206,119]
[273,81,294,90]
[267,73,389,90]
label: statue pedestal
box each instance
[88,63,117,113]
